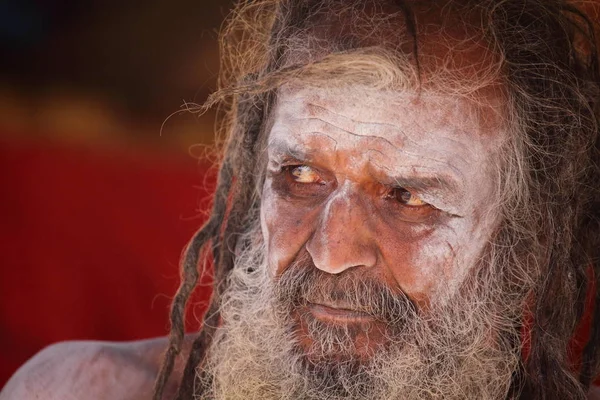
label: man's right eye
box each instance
[288,165,322,184]
[274,165,329,199]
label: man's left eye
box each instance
[389,187,428,207]
[289,165,322,184]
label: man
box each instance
[2,0,600,399]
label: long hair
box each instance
[152,1,600,399]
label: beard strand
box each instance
[195,231,522,400]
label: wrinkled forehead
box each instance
[273,83,508,140]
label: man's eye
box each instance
[389,187,428,207]
[289,165,322,184]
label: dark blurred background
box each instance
[0,0,235,147]
[0,0,233,387]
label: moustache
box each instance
[274,251,417,328]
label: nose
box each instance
[306,183,378,274]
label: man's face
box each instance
[261,84,505,354]
[201,83,520,400]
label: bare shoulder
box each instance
[0,337,189,400]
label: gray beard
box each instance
[195,233,523,400]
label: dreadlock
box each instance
[153,1,600,399]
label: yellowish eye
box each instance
[392,188,427,207]
[290,165,321,183]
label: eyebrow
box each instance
[365,148,465,194]
[385,174,461,194]
[267,139,321,163]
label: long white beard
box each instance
[196,232,522,400]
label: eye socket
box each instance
[276,164,328,200]
[289,165,322,184]
[389,187,428,207]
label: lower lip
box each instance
[308,303,375,323]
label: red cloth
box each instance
[0,137,213,386]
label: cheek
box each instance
[375,224,454,305]
[396,236,457,303]
[261,181,318,275]
[376,218,481,305]
[380,219,492,305]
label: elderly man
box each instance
[2,0,600,399]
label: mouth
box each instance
[307,301,376,324]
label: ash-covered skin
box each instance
[261,85,507,310]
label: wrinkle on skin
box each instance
[261,85,506,312]
[304,103,404,147]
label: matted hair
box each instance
[153,1,600,399]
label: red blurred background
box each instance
[0,0,231,387]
